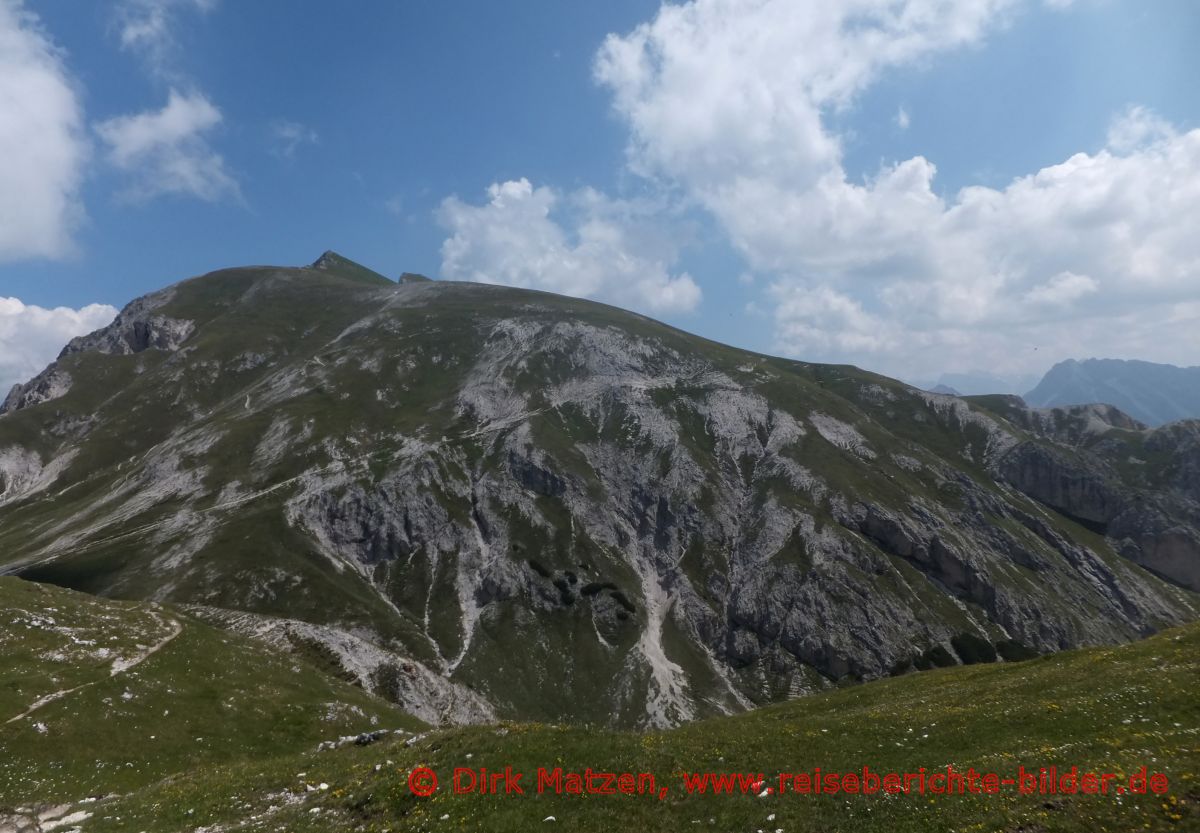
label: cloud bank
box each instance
[439,178,701,314]
[0,0,88,263]
[592,0,1199,378]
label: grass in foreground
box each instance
[0,577,422,813]
[3,574,1196,832]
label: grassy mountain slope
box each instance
[0,576,423,814]
[4,579,1193,832]
[0,255,1197,728]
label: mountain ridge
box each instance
[1,255,1197,729]
[1025,357,1200,428]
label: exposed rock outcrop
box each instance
[59,291,193,357]
[1,289,193,416]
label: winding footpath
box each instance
[4,612,183,726]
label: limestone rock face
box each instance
[988,410,1200,592]
[996,442,1124,528]
[0,256,1196,728]
[1,288,193,416]
[2,366,72,414]
[61,290,195,358]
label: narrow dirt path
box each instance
[4,612,183,726]
[109,612,183,676]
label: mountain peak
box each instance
[310,249,347,269]
[309,251,394,286]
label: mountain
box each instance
[913,370,1039,396]
[1,254,1198,730]
[4,574,1195,832]
[1024,358,1200,428]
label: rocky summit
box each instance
[0,254,1197,729]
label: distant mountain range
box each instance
[938,371,1041,396]
[1025,358,1200,428]
[911,371,1039,397]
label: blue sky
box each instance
[1,0,1198,394]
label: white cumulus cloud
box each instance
[0,0,88,263]
[96,89,238,202]
[595,0,1017,194]
[439,178,701,314]
[1105,104,1174,154]
[0,297,118,393]
[595,0,1200,379]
